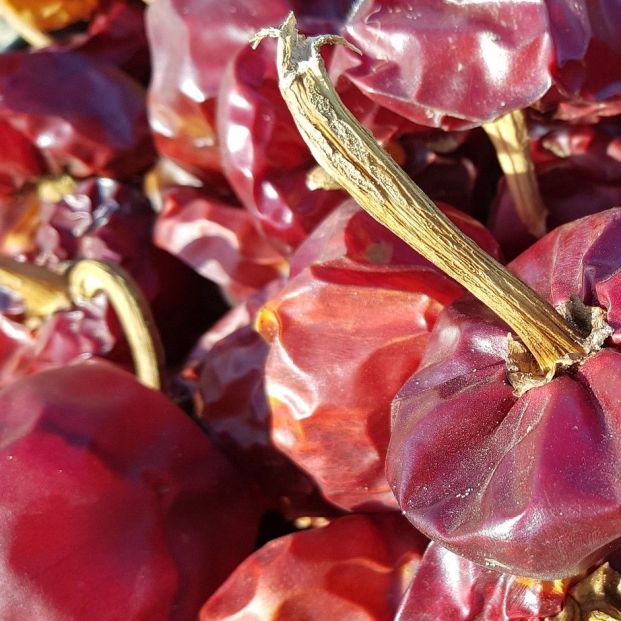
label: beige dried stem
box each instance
[252,13,588,382]
[483,109,548,238]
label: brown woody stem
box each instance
[252,14,586,377]
[483,110,548,237]
[0,0,52,48]
[0,257,163,389]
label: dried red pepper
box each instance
[257,199,500,511]
[0,360,262,620]
[200,513,427,620]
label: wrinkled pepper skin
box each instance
[259,199,500,511]
[154,186,285,304]
[388,208,621,579]
[330,0,554,129]
[200,513,427,621]
[0,51,154,178]
[395,541,566,621]
[192,307,332,517]
[330,0,621,130]
[217,40,344,254]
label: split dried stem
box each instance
[483,110,548,238]
[253,13,586,377]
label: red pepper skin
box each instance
[154,186,285,304]
[218,40,345,254]
[545,0,621,104]
[330,0,554,129]
[330,0,621,130]
[395,542,566,621]
[184,281,333,518]
[0,309,112,389]
[0,120,46,198]
[199,513,427,621]
[146,0,352,182]
[0,51,154,179]
[67,0,151,86]
[260,199,500,511]
[0,360,262,620]
[388,208,621,579]
[146,0,291,177]
[197,322,335,517]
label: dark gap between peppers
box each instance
[0,256,163,389]
[252,13,609,394]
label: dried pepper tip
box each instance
[0,257,163,390]
[253,13,605,390]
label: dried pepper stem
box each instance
[546,563,621,620]
[67,261,164,390]
[0,0,52,48]
[0,257,163,389]
[483,110,548,238]
[0,257,70,319]
[252,13,586,377]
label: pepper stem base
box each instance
[508,298,612,396]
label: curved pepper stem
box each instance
[0,257,163,390]
[66,261,164,390]
[253,13,587,379]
